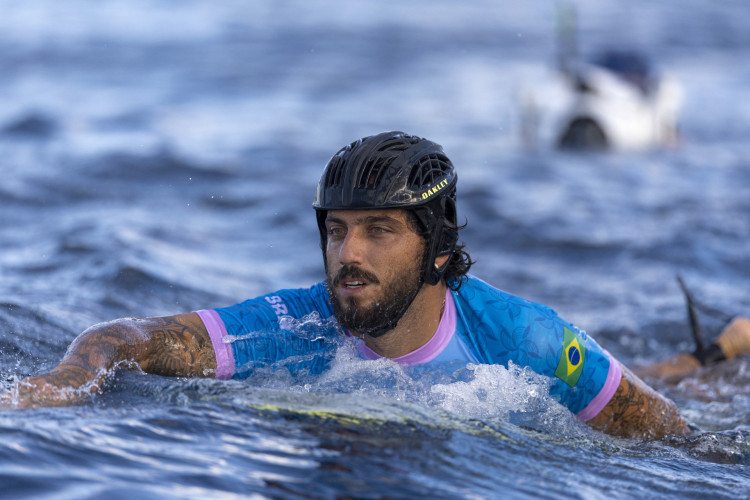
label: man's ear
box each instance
[434,254,450,269]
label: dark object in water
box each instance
[594,50,654,95]
[677,274,732,366]
[558,117,608,150]
[2,113,57,138]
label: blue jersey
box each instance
[196,275,621,421]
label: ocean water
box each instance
[1,0,750,498]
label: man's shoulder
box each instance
[269,280,329,299]
[454,275,561,322]
[218,280,333,320]
[261,280,332,311]
[457,275,546,305]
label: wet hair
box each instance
[405,209,474,291]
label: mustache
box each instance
[333,264,380,285]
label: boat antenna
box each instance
[556,1,578,81]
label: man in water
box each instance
[6,131,750,439]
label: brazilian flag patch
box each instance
[554,327,586,387]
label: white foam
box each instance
[243,343,585,435]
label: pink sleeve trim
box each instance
[576,351,622,422]
[195,309,235,380]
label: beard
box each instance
[326,259,424,338]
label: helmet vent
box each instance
[356,137,410,189]
[324,155,346,188]
[408,153,453,189]
[358,155,401,188]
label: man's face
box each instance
[324,208,425,336]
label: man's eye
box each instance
[327,227,344,236]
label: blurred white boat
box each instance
[519,3,683,152]
[520,49,683,152]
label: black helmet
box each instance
[313,131,458,285]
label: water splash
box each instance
[0,361,132,409]
[278,312,342,342]
[235,343,585,437]
[223,311,341,344]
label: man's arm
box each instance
[587,362,689,439]
[3,312,216,408]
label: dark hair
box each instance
[405,209,474,291]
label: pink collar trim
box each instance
[357,288,456,365]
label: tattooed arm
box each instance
[587,363,690,439]
[4,313,216,408]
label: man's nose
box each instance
[337,230,366,265]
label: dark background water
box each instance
[1,0,750,498]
